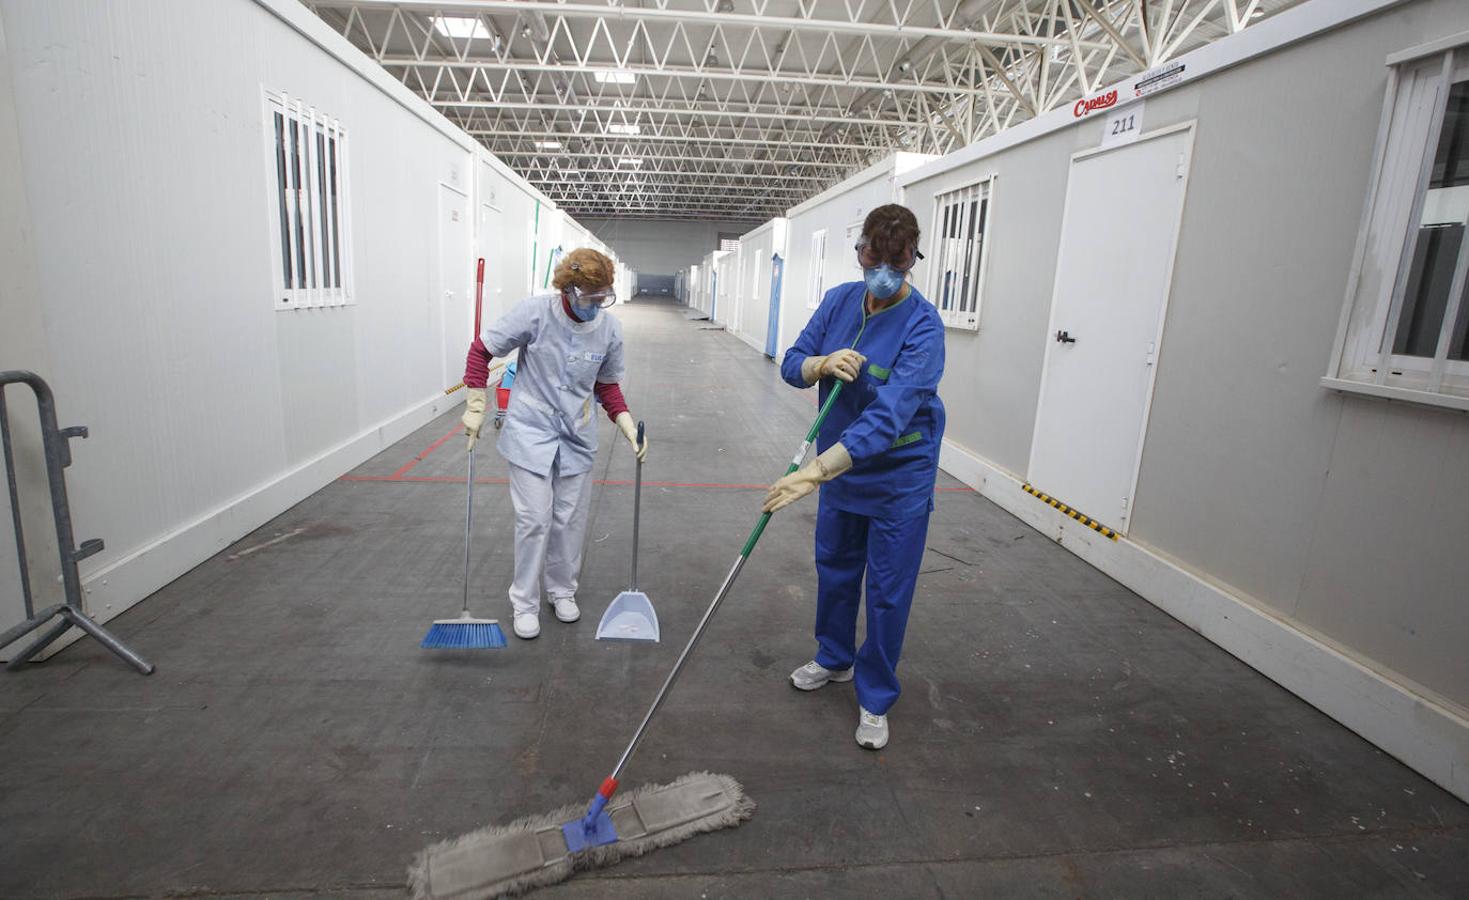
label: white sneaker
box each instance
[856,707,888,750]
[513,613,540,640]
[550,596,580,623]
[789,661,854,691]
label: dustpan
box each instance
[597,422,660,642]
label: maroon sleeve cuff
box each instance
[594,381,630,422]
[463,336,494,389]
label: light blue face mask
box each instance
[863,264,905,301]
[568,300,601,322]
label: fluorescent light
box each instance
[605,123,641,135]
[535,140,563,149]
[594,69,638,85]
[433,16,490,40]
[618,157,643,166]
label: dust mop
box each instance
[409,383,851,899]
[596,421,659,642]
[421,446,506,650]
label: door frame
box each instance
[437,181,471,392]
[1026,119,1196,535]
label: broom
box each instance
[422,258,506,651]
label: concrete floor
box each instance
[2,297,1467,899]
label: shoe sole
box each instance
[549,602,580,624]
[515,630,539,640]
[790,669,854,692]
[856,734,888,750]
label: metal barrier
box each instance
[0,371,153,674]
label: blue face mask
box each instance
[863,264,905,301]
[569,301,600,322]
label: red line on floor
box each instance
[340,473,973,493]
[390,426,461,478]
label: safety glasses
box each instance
[854,239,923,273]
[569,285,618,308]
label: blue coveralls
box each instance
[780,280,946,716]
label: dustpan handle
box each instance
[631,421,643,590]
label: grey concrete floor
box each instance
[2,296,1467,899]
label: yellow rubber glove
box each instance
[763,443,853,513]
[615,411,649,463]
[462,388,487,451]
[800,349,867,385]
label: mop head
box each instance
[408,771,753,899]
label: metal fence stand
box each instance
[0,371,154,674]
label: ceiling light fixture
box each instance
[605,123,642,135]
[594,69,638,84]
[433,16,490,40]
[535,140,563,149]
[618,157,644,166]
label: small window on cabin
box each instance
[808,229,827,310]
[1330,46,1469,408]
[266,90,352,310]
[926,178,992,331]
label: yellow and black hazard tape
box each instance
[1021,484,1119,540]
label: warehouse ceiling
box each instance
[308,0,1302,222]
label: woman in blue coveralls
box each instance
[763,204,945,751]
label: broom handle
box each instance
[631,421,644,591]
[606,382,844,785]
[462,448,474,616]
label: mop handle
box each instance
[605,382,845,785]
[631,421,644,591]
[462,448,474,616]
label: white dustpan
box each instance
[597,590,660,642]
[597,422,660,643]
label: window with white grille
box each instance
[1328,42,1469,410]
[807,229,827,309]
[927,178,993,330]
[265,91,352,310]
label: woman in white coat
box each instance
[460,249,648,640]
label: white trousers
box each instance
[506,459,595,616]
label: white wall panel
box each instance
[0,0,557,649]
[887,0,1469,796]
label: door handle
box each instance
[1055,330,1077,344]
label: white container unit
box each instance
[779,153,934,360]
[0,0,566,655]
[731,219,790,358]
[892,0,1469,801]
[712,251,738,328]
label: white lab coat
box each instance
[481,293,626,614]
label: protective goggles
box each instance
[855,239,923,273]
[567,285,618,308]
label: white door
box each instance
[438,185,470,391]
[1027,124,1194,535]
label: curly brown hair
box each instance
[861,204,921,263]
[552,248,616,292]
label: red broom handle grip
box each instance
[473,258,485,338]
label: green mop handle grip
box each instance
[739,380,845,558]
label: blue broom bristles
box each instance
[421,620,507,650]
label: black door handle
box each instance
[1056,330,1077,344]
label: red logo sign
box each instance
[1073,89,1118,118]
